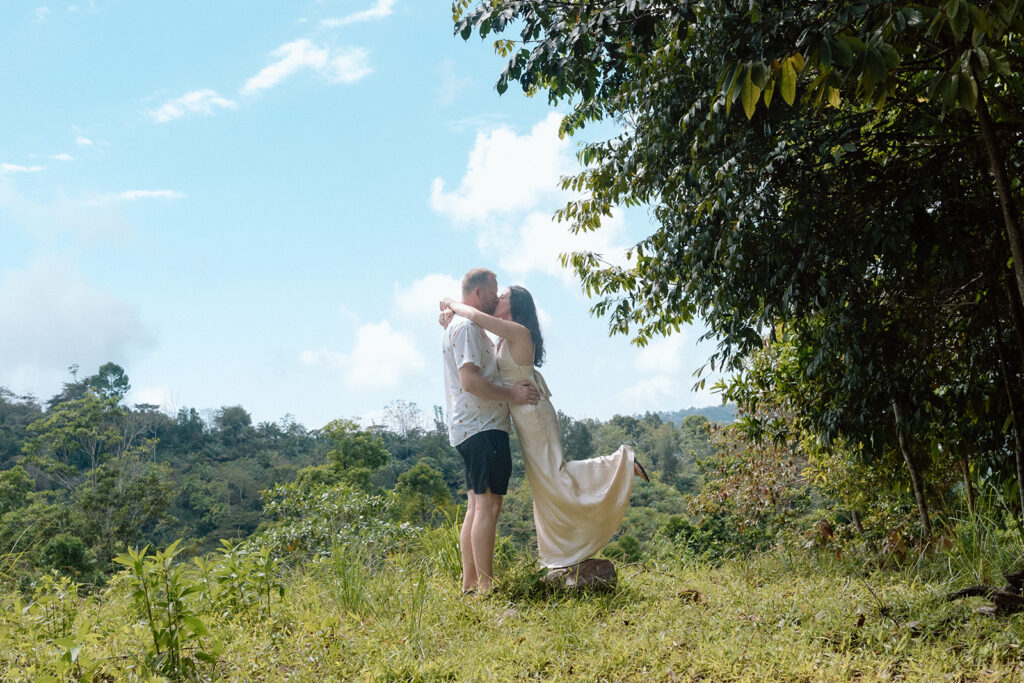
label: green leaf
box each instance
[763,76,775,108]
[927,72,948,101]
[724,63,744,116]
[866,49,887,82]
[957,70,978,111]
[750,61,770,89]
[989,49,1011,76]
[741,65,761,119]
[967,4,991,34]
[971,47,989,78]
[183,615,209,636]
[947,0,969,39]
[879,44,899,69]
[836,34,867,51]
[818,38,832,67]
[780,58,797,106]
[830,38,853,67]
[944,73,960,108]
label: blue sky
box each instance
[0,0,721,429]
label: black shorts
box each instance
[456,430,512,495]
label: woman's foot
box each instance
[634,458,650,482]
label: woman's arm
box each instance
[441,298,531,344]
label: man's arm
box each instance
[458,364,540,405]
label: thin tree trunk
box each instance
[959,456,976,516]
[976,86,1024,318]
[892,399,932,537]
[851,509,865,535]
[994,311,1024,519]
[1007,275,1024,371]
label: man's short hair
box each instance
[462,268,496,295]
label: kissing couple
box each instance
[440,267,649,594]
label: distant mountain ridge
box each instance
[656,405,736,425]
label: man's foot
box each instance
[634,458,650,482]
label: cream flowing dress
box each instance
[497,340,635,568]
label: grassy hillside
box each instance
[3,525,1022,681]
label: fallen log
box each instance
[946,569,1024,615]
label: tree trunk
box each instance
[994,311,1024,520]
[1007,275,1024,371]
[851,509,865,535]
[976,87,1024,321]
[892,399,932,537]
[959,456,976,516]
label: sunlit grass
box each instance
[3,533,1024,681]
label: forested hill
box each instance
[0,362,720,586]
[658,405,735,426]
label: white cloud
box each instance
[431,113,636,285]
[634,333,689,375]
[1,163,45,174]
[479,210,631,284]
[431,112,573,223]
[241,39,371,96]
[321,0,396,27]
[300,321,425,389]
[325,47,373,84]
[50,153,74,161]
[623,331,720,409]
[392,273,461,326]
[150,89,237,123]
[434,59,472,108]
[0,258,154,400]
[83,189,185,206]
[0,181,130,241]
[34,6,50,22]
[75,136,93,146]
[622,375,679,405]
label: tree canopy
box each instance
[455,0,1024,532]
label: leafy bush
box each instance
[41,533,98,583]
[20,572,80,641]
[200,541,285,622]
[113,540,222,679]
[659,514,774,561]
[254,479,416,563]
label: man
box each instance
[442,267,540,594]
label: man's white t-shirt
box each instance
[443,315,511,447]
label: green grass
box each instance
[3,537,1024,681]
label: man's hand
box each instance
[509,381,541,406]
[458,366,541,405]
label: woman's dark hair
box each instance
[508,285,546,367]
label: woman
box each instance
[441,286,649,568]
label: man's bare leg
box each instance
[470,489,503,593]
[460,492,478,592]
